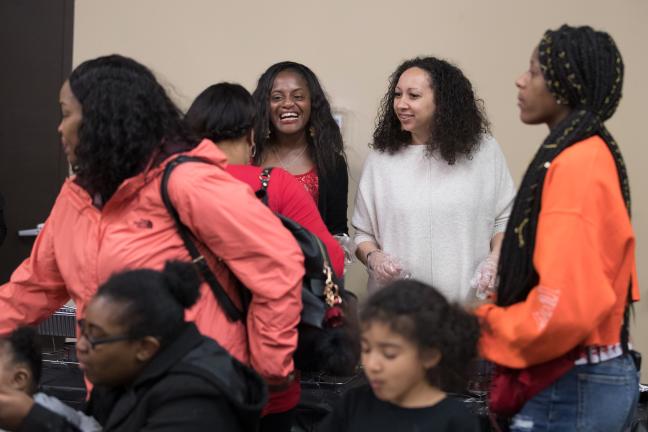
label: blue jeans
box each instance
[510,354,639,432]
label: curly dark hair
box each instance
[0,327,42,394]
[97,261,201,347]
[252,61,345,179]
[186,82,256,142]
[68,54,197,201]
[497,25,630,307]
[373,57,490,164]
[361,279,480,392]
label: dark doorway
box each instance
[0,0,74,281]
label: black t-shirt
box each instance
[318,385,480,432]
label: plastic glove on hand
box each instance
[471,254,499,300]
[333,233,356,265]
[367,251,409,286]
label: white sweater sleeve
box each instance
[352,153,379,246]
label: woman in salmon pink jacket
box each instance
[0,55,304,394]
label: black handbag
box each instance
[160,157,360,376]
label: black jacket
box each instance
[317,154,348,235]
[20,323,267,432]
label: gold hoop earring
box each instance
[250,143,257,158]
[309,126,316,138]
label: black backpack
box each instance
[160,156,359,376]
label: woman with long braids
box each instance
[252,62,349,239]
[353,57,515,301]
[476,25,640,431]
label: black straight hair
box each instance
[186,82,256,142]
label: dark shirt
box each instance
[318,385,480,432]
[317,154,348,235]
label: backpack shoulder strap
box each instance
[254,167,274,206]
[160,155,244,322]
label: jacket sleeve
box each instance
[476,146,631,368]
[351,154,378,246]
[320,155,349,236]
[168,163,304,381]
[272,169,345,278]
[0,217,69,335]
[18,403,81,432]
[138,394,243,432]
[490,137,516,234]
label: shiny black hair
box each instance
[186,82,256,142]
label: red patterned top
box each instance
[294,168,319,204]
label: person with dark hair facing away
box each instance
[475,25,640,431]
[353,57,516,301]
[318,279,480,432]
[0,327,101,432]
[186,82,344,278]
[0,55,304,398]
[186,82,347,431]
[0,262,267,431]
[252,62,350,243]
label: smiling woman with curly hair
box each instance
[252,62,348,238]
[352,56,516,302]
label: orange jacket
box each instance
[0,139,304,381]
[476,136,639,368]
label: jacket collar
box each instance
[101,323,204,428]
[65,139,228,210]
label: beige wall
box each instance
[74,0,648,379]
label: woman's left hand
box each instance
[0,387,34,431]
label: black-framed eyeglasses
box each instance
[77,319,134,350]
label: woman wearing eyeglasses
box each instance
[0,261,267,432]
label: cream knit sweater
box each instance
[352,135,515,302]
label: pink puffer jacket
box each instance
[0,140,304,382]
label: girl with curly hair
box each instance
[475,25,639,431]
[252,61,349,240]
[0,55,304,408]
[319,279,481,431]
[353,57,515,301]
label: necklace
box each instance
[272,145,308,170]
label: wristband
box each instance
[366,249,380,263]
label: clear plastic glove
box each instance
[471,254,499,300]
[333,233,357,265]
[367,250,411,287]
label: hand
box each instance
[367,250,407,286]
[333,233,356,265]
[470,254,499,300]
[0,387,34,431]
